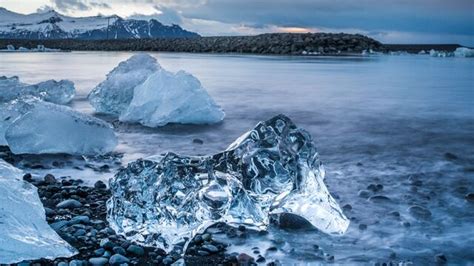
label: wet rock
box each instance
[162,256,174,265]
[100,238,116,250]
[408,205,432,219]
[465,193,474,202]
[69,215,90,225]
[50,220,69,231]
[94,180,107,190]
[201,244,218,253]
[93,248,105,256]
[23,173,33,182]
[57,199,82,209]
[238,253,255,264]
[192,138,204,145]
[109,254,130,265]
[69,260,85,266]
[368,195,391,203]
[389,211,400,218]
[44,174,57,184]
[435,253,447,263]
[88,257,108,266]
[113,246,126,255]
[197,250,210,256]
[44,207,56,217]
[358,190,371,198]
[127,244,145,256]
[342,204,352,211]
[444,152,458,160]
[277,213,313,229]
[256,255,266,263]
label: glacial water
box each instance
[0,52,473,264]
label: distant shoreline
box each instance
[0,33,383,55]
[0,33,465,55]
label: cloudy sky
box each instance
[1,0,473,45]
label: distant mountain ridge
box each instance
[0,7,199,39]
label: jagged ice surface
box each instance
[88,54,160,115]
[107,115,349,252]
[0,159,76,263]
[88,53,224,126]
[2,98,117,155]
[0,76,75,104]
[120,69,225,126]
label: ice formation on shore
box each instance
[107,114,349,252]
[88,53,224,126]
[0,98,117,155]
[0,76,75,104]
[0,45,61,52]
[429,47,474,58]
[0,159,76,263]
[88,54,159,115]
[120,69,225,127]
[454,47,474,57]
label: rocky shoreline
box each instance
[0,33,384,55]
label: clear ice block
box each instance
[107,115,349,252]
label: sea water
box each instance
[0,52,473,264]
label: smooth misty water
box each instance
[1,52,473,264]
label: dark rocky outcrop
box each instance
[0,33,385,55]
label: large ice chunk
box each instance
[0,159,76,263]
[107,115,349,252]
[88,53,224,126]
[0,99,29,145]
[88,54,160,115]
[2,98,117,155]
[454,47,474,57]
[120,69,225,126]
[0,76,75,104]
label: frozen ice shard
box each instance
[0,159,77,263]
[0,76,75,104]
[2,98,117,155]
[88,53,160,116]
[120,69,225,127]
[107,115,349,252]
[88,53,224,127]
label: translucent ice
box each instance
[0,159,76,263]
[88,54,160,116]
[107,115,349,252]
[2,98,117,155]
[0,76,75,104]
[88,53,224,126]
[120,69,225,127]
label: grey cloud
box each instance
[174,0,473,35]
[51,0,91,12]
[90,2,111,9]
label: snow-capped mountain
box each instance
[0,8,199,39]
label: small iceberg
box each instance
[0,76,75,104]
[0,159,77,264]
[0,44,61,52]
[88,53,159,116]
[107,115,349,252]
[454,47,474,57]
[0,98,117,155]
[88,53,225,127]
[429,49,453,57]
[429,47,474,58]
[120,69,225,127]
